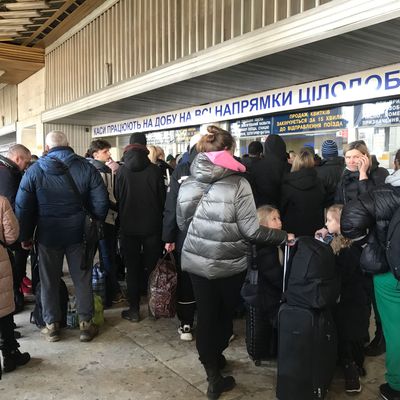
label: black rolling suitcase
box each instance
[276,239,338,400]
[245,304,277,365]
[276,304,337,400]
[242,245,278,365]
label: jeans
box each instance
[38,243,93,324]
[98,223,120,305]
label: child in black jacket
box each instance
[255,205,284,326]
[242,205,284,363]
[324,204,369,395]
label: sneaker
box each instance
[380,383,400,400]
[112,291,126,304]
[178,325,193,341]
[3,349,31,373]
[41,322,61,342]
[344,363,362,394]
[365,330,386,357]
[79,321,99,342]
[121,308,140,322]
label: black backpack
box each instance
[386,206,400,281]
[285,237,340,309]
[30,280,69,328]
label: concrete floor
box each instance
[1,277,386,400]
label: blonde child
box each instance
[324,204,369,395]
[255,205,284,325]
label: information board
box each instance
[272,107,347,134]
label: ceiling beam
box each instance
[35,0,104,48]
[0,18,32,25]
[21,0,77,46]
[0,10,41,17]
[0,26,27,32]
[5,1,49,11]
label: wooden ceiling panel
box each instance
[0,0,104,85]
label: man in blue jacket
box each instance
[15,131,108,343]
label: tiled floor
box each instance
[0,282,385,400]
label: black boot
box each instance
[2,349,31,373]
[365,324,386,357]
[205,366,235,399]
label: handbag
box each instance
[241,245,260,306]
[148,252,178,318]
[50,157,104,270]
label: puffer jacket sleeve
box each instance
[341,193,376,239]
[2,197,19,245]
[86,164,109,221]
[235,177,287,245]
[15,167,38,242]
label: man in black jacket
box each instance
[316,140,344,207]
[249,134,289,207]
[162,134,203,341]
[0,145,32,313]
[115,132,165,322]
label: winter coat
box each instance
[0,196,19,318]
[88,159,117,225]
[280,168,326,236]
[255,244,283,324]
[341,169,400,274]
[249,135,289,207]
[335,161,388,205]
[15,146,108,247]
[177,152,287,280]
[316,156,344,207]
[162,149,195,252]
[0,155,23,210]
[115,145,166,236]
[332,243,370,342]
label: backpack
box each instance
[30,279,69,328]
[148,253,177,318]
[386,206,400,280]
[285,237,340,310]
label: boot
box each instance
[205,366,235,399]
[365,324,386,357]
[79,320,99,342]
[2,349,31,373]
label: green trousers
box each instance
[374,272,400,391]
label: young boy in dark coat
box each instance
[323,204,369,395]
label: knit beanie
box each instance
[321,140,338,158]
[129,132,147,145]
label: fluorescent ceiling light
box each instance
[5,1,49,11]
[0,11,41,17]
[0,18,32,25]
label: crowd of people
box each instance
[0,127,399,400]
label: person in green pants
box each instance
[341,150,400,400]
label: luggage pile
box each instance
[276,237,340,400]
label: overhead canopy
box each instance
[43,16,400,127]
